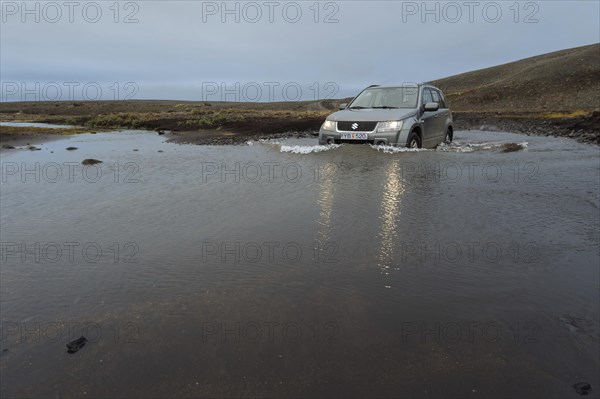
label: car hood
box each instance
[327,108,418,122]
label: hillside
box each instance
[431,43,600,113]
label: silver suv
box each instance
[319,84,453,148]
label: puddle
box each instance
[0,121,76,129]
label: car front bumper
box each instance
[318,127,410,146]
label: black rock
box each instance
[82,159,102,166]
[1,144,15,149]
[502,143,524,153]
[66,336,87,354]
[66,147,78,151]
[27,145,41,151]
[572,382,591,395]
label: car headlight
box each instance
[377,120,403,132]
[322,120,336,131]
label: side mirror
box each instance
[424,102,439,112]
[339,103,348,110]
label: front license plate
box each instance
[341,133,368,140]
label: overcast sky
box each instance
[1,0,598,101]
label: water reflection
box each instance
[315,165,335,244]
[377,160,405,272]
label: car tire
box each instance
[444,128,453,143]
[407,131,422,149]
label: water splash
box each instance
[370,144,429,153]
[280,144,342,154]
[436,141,528,153]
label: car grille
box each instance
[337,121,377,132]
[337,139,373,145]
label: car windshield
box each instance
[349,87,419,109]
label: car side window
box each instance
[432,90,446,108]
[422,88,433,105]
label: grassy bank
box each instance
[1,101,598,145]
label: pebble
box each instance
[82,159,102,165]
[66,336,88,354]
[572,382,591,395]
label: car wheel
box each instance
[444,128,453,143]
[407,131,422,149]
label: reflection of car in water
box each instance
[319,84,454,148]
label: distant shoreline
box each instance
[1,100,598,146]
[452,111,600,145]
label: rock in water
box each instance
[66,147,78,151]
[66,336,88,354]
[82,159,102,165]
[572,382,591,395]
[502,143,524,153]
[1,144,15,149]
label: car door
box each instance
[430,89,447,139]
[420,87,437,147]
[437,89,452,126]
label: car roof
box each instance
[367,84,440,90]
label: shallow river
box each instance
[1,128,598,398]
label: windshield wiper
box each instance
[372,106,398,109]
[348,106,369,109]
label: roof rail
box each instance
[367,84,380,88]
